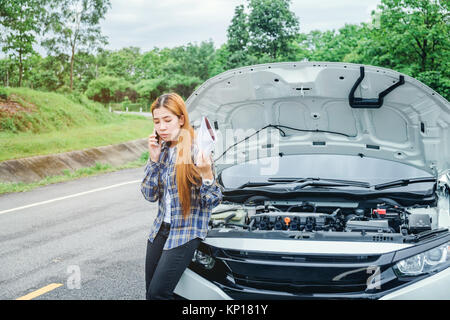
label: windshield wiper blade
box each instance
[403,228,449,243]
[236,177,371,190]
[269,177,371,188]
[236,181,282,189]
[373,177,436,191]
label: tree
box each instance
[227,4,249,52]
[295,24,366,63]
[72,50,99,92]
[247,0,299,59]
[371,0,449,75]
[0,58,15,87]
[223,0,299,67]
[134,78,166,106]
[349,0,450,100]
[99,46,141,83]
[161,40,216,80]
[0,0,48,86]
[134,48,170,81]
[42,0,111,90]
[415,71,450,101]
[85,76,134,105]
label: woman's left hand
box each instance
[196,150,214,180]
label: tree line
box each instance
[1,0,449,107]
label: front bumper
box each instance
[174,268,233,300]
[379,266,450,300]
[174,266,450,300]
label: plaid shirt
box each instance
[141,139,223,250]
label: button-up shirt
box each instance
[141,139,223,250]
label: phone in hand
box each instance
[155,131,160,145]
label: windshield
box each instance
[220,154,435,192]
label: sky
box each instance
[100,0,382,52]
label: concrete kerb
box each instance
[0,138,148,183]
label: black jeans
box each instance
[145,222,200,300]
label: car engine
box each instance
[210,200,437,236]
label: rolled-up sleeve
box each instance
[200,182,223,210]
[191,141,223,209]
[141,159,162,202]
[199,161,223,210]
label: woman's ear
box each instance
[179,114,185,127]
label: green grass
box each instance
[0,151,150,195]
[0,87,153,161]
[0,116,152,161]
[0,87,117,133]
[0,87,153,193]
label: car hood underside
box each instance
[185,62,450,176]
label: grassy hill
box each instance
[0,87,152,161]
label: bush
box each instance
[165,74,202,99]
[0,87,8,100]
[0,118,17,132]
[134,74,202,104]
[55,85,72,94]
[85,76,137,105]
[134,78,167,105]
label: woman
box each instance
[141,92,223,300]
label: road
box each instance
[0,166,158,300]
[113,111,153,118]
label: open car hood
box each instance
[185,62,450,177]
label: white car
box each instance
[175,62,450,300]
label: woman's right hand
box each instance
[148,129,161,162]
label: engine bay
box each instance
[210,200,440,238]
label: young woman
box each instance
[141,92,223,300]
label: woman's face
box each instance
[152,107,185,142]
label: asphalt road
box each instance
[0,166,158,300]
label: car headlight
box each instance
[192,250,216,270]
[394,242,449,276]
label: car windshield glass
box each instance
[220,154,435,192]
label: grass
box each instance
[0,87,153,161]
[0,116,152,161]
[0,151,150,195]
[0,87,153,193]
[0,87,116,133]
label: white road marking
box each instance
[0,180,141,216]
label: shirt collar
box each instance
[161,140,169,152]
[161,140,178,152]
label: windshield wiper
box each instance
[403,228,449,243]
[269,177,371,189]
[373,177,436,191]
[236,177,371,190]
[236,177,436,192]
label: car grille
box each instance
[218,250,389,296]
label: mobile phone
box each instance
[155,131,160,144]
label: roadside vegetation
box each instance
[0,87,152,161]
[1,0,448,103]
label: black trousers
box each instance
[145,222,200,300]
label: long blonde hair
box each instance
[151,93,203,219]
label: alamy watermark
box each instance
[175,127,281,176]
[66,265,81,289]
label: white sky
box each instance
[101,0,381,52]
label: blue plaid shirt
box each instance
[141,139,223,250]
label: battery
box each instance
[408,214,432,234]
